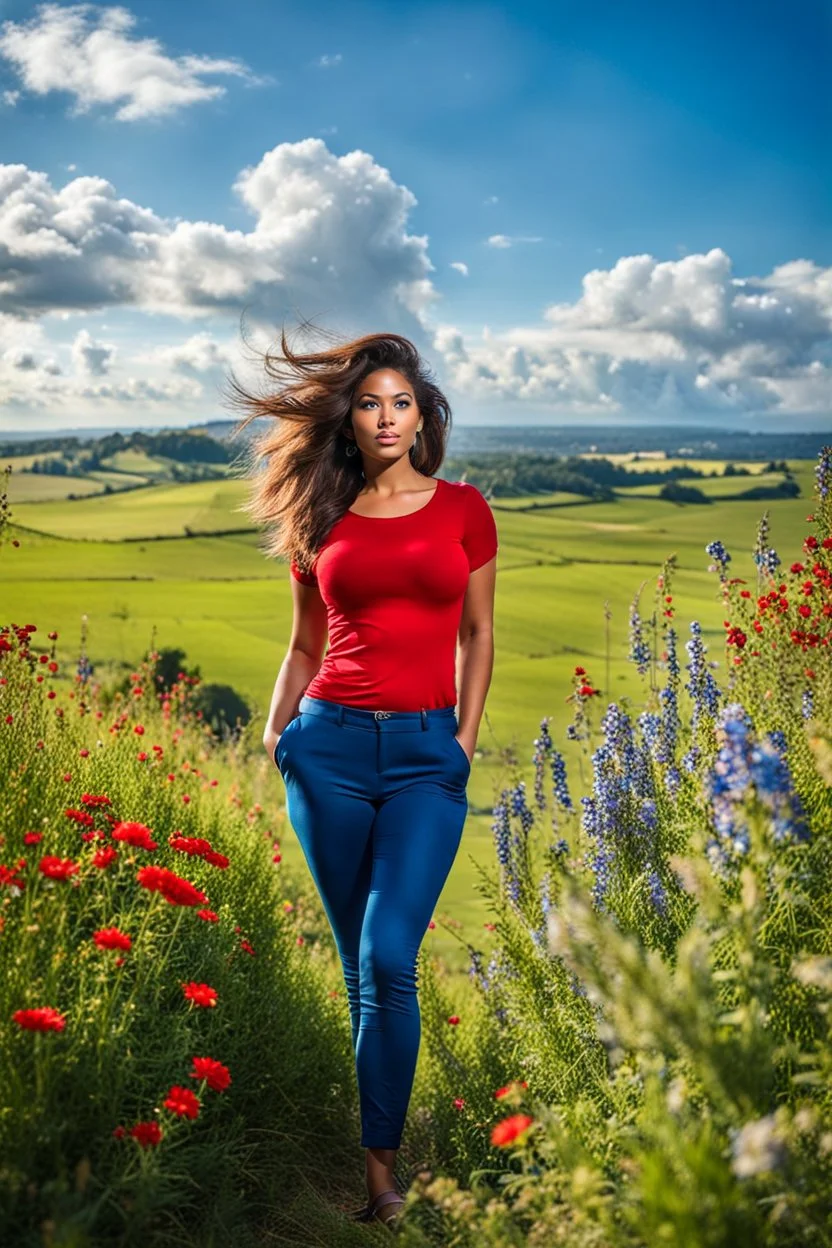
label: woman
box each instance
[226,328,498,1229]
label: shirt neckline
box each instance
[345,476,443,520]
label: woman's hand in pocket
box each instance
[263,730,280,770]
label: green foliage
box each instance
[401,447,832,1247]
[0,632,358,1244]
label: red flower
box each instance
[453,1097,465,1110]
[93,927,132,952]
[197,909,219,923]
[137,865,207,907]
[190,1056,231,1092]
[240,940,256,956]
[39,855,80,881]
[23,832,43,845]
[92,846,119,869]
[81,793,112,807]
[64,808,95,828]
[574,665,586,675]
[163,1085,200,1119]
[726,627,747,648]
[0,862,26,891]
[182,981,218,1008]
[129,1121,162,1149]
[168,834,229,870]
[112,821,158,851]
[447,1014,460,1026]
[13,1006,66,1032]
[495,1080,529,1099]
[491,1113,535,1147]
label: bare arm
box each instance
[454,554,497,763]
[263,575,328,763]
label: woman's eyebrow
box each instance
[358,391,412,399]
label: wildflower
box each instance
[705,540,732,582]
[163,1085,200,1120]
[190,1056,231,1093]
[12,1006,66,1032]
[447,1015,460,1026]
[38,855,81,881]
[182,981,218,1008]
[137,865,207,907]
[129,1121,163,1149]
[628,594,651,674]
[112,821,158,851]
[93,927,132,952]
[81,793,111,807]
[91,846,118,869]
[685,620,721,731]
[64,808,95,828]
[491,1113,535,1147]
[730,1115,786,1178]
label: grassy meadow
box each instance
[3,447,831,1245]
[2,456,820,971]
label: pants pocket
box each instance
[445,732,472,779]
[275,713,302,773]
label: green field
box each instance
[3,459,818,969]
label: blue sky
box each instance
[1,0,829,432]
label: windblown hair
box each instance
[222,320,453,577]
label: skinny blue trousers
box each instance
[275,693,470,1149]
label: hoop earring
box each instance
[345,441,358,457]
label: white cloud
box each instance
[0,138,829,428]
[432,248,832,419]
[0,2,261,121]
[0,141,438,327]
[71,328,114,376]
[487,234,543,248]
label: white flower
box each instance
[730,1115,786,1178]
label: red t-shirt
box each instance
[289,476,498,710]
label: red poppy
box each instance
[93,927,132,952]
[490,1113,535,1147]
[190,1056,231,1092]
[39,855,80,881]
[129,1121,163,1148]
[112,822,158,851]
[182,981,218,1008]
[13,1006,66,1031]
[163,1085,200,1119]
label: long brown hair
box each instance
[222,320,453,576]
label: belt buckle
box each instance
[374,710,392,720]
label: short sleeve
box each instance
[290,557,318,587]
[461,484,498,572]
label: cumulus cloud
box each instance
[432,247,832,420]
[0,137,829,426]
[71,328,114,376]
[0,2,261,121]
[143,331,234,374]
[0,140,437,328]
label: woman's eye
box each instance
[360,400,409,409]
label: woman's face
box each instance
[349,368,420,464]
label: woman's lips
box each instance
[376,434,399,441]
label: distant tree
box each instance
[659,481,712,504]
[191,683,253,742]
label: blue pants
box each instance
[275,693,470,1149]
